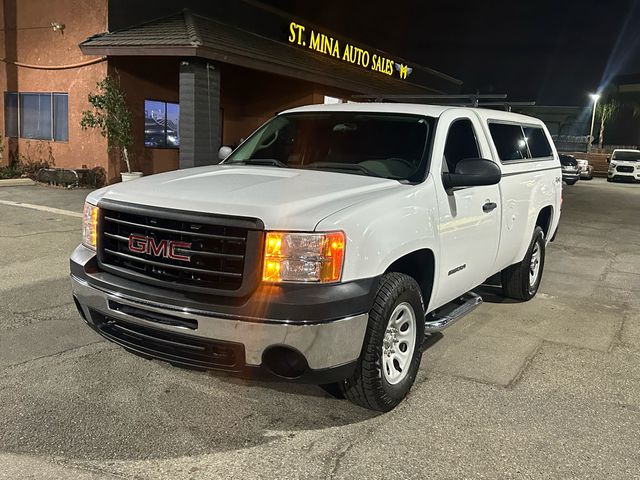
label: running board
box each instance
[424,292,483,332]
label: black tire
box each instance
[501,226,546,301]
[565,179,577,185]
[340,272,425,412]
[607,177,613,182]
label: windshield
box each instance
[612,151,640,161]
[224,112,434,182]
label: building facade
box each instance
[1,0,462,184]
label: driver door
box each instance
[431,110,502,308]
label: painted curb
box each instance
[0,178,36,187]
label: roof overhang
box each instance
[79,10,462,96]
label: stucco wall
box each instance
[0,0,109,173]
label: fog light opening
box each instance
[262,346,309,379]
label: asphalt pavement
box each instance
[0,179,639,479]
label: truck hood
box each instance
[87,165,404,230]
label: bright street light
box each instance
[588,93,600,152]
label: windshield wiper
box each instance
[304,162,385,178]
[229,158,288,168]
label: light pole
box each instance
[588,93,600,152]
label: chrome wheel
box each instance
[529,242,541,286]
[382,302,417,385]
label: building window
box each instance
[4,92,68,141]
[4,93,18,138]
[144,99,179,148]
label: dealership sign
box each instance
[288,21,413,80]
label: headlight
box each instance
[82,202,99,250]
[262,231,345,283]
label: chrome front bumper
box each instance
[71,274,368,372]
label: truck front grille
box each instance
[617,165,634,173]
[97,202,263,296]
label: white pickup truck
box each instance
[71,103,561,411]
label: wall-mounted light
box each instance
[51,22,65,33]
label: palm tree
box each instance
[597,98,619,149]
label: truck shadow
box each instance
[473,274,525,304]
[0,345,378,463]
[474,285,524,304]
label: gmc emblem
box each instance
[128,234,192,262]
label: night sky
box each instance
[260,0,640,106]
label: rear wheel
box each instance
[340,272,425,412]
[501,226,546,301]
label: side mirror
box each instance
[442,158,501,189]
[218,146,233,161]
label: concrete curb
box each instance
[0,178,36,187]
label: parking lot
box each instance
[0,178,639,479]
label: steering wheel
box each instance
[259,130,279,149]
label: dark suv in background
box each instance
[560,154,580,185]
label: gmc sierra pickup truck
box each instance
[71,103,561,411]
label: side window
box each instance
[443,119,480,172]
[489,123,530,161]
[523,126,552,158]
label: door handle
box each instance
[483,202,497,213]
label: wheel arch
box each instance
[535,205,554,239]
[384,248,435,311]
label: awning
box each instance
[80,9,462,96]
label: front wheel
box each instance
[340,273,425,412]
[565,179,577,185]
[501,226,546,301]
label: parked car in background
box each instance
[576,158,594,180]
[560,154,580,185]
[608,149,640,183]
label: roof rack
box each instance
[351,93,536,111]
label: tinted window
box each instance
[4,92,67,141]
[524,126,552,158]
[20,93,52,140]
[443,119,480,172]
[559,154,577,166]
[144,99,180,148]
[53,93,68,141]
[489,123,529,161]
[612,151,640,161]
[226,113,433,182]
[4,92,18,138]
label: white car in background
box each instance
[576,158,594,180]
[608,149,640,183]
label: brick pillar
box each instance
[179,60,221,168]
